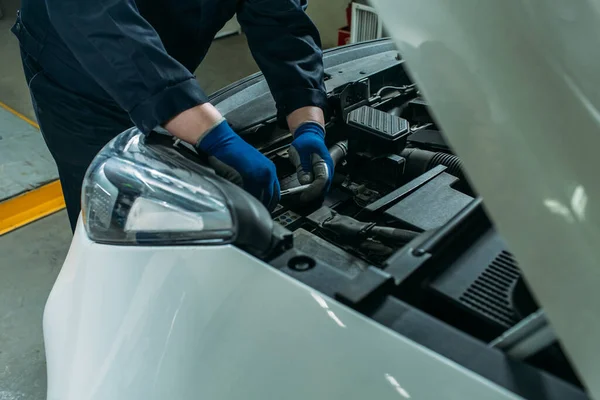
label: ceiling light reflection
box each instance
[543,199,574,222]
[385,373,411,398]
[571,185,587,221]
[310,292,347,329]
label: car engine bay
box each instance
[228,55,586,399]
[134,40,588,399]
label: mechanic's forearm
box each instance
[287,106,325,134]
[164,103,224,145]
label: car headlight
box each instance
[81,128,288,255]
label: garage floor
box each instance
[0,1,258,398]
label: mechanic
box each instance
[12,0,334,231]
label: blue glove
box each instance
[288,122,334,202]
[196,120,280,211]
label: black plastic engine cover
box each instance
[384,172,473,231]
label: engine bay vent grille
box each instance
[459,251,520,327]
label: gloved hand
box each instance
[196,119,280,211]
[288,122,334,202]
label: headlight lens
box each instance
[81,128,235,245]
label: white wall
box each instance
[306,0,350,49]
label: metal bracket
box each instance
[340,78,371,120]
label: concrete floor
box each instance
[0,211,71,400]
[0,2,258,398]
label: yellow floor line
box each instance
[0,103,65,234]
[0,101,40,129]
[0,181,66,236]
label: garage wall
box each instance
[306,0,350,49]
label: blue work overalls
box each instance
[12,0,326,230]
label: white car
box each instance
[44,2,600,399]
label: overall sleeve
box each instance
[45,0,208,133]
[237,0,327,119]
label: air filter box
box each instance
[346,105,410,156]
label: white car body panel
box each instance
[370,0,600,395]
[44,220,520,400]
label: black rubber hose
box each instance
[401,148,465,181]
[329,140,349,167]
[429,152,464,179]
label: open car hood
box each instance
[369,0,600,397]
